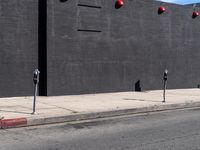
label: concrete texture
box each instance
[0,0,200,97]
[46,0,200,96]
[2,107,199,150]
[0,0,38,97]
[0,88,200,128]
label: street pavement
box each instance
[0,88,200,128]
[1,107,200,150]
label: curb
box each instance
[1,101,200,129]
[0,118,27,129]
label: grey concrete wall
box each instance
[46,0,200,95]
[0,0,38,97]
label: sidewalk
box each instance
[0,88,200,129]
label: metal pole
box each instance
[163,69,168,103]
[163,79,166,102]
[32,69,40,114]
[33,83,38,114]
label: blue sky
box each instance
[157,0,200,5]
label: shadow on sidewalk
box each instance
[123,98,161,103]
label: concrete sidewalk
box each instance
[0,88,200,129]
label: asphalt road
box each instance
[1,108,200,150]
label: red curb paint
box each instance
[0,118,27,128]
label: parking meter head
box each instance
[33,69,40,84]
[164,69,168,81]
[164,69,168,74]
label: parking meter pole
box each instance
[163,69,168,103]
[163,80,166,103]
[32,69,40,115]
[33,83,37,114]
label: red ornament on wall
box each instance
[192,11,199,18]
[158,6,166,14]
[115,0,124,9]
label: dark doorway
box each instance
[38,0,47,96]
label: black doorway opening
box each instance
[38,0,47,96]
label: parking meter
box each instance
[33,69,40,84]
[164,69,168,81]
[163,69,168,103]
[32,69,40,114]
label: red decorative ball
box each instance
[193,11,199,18]
[115,0,124,9]
[158,6,166,14]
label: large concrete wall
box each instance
[0,0,38,97]
[46,0,200,96]
[0,0,199,97]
